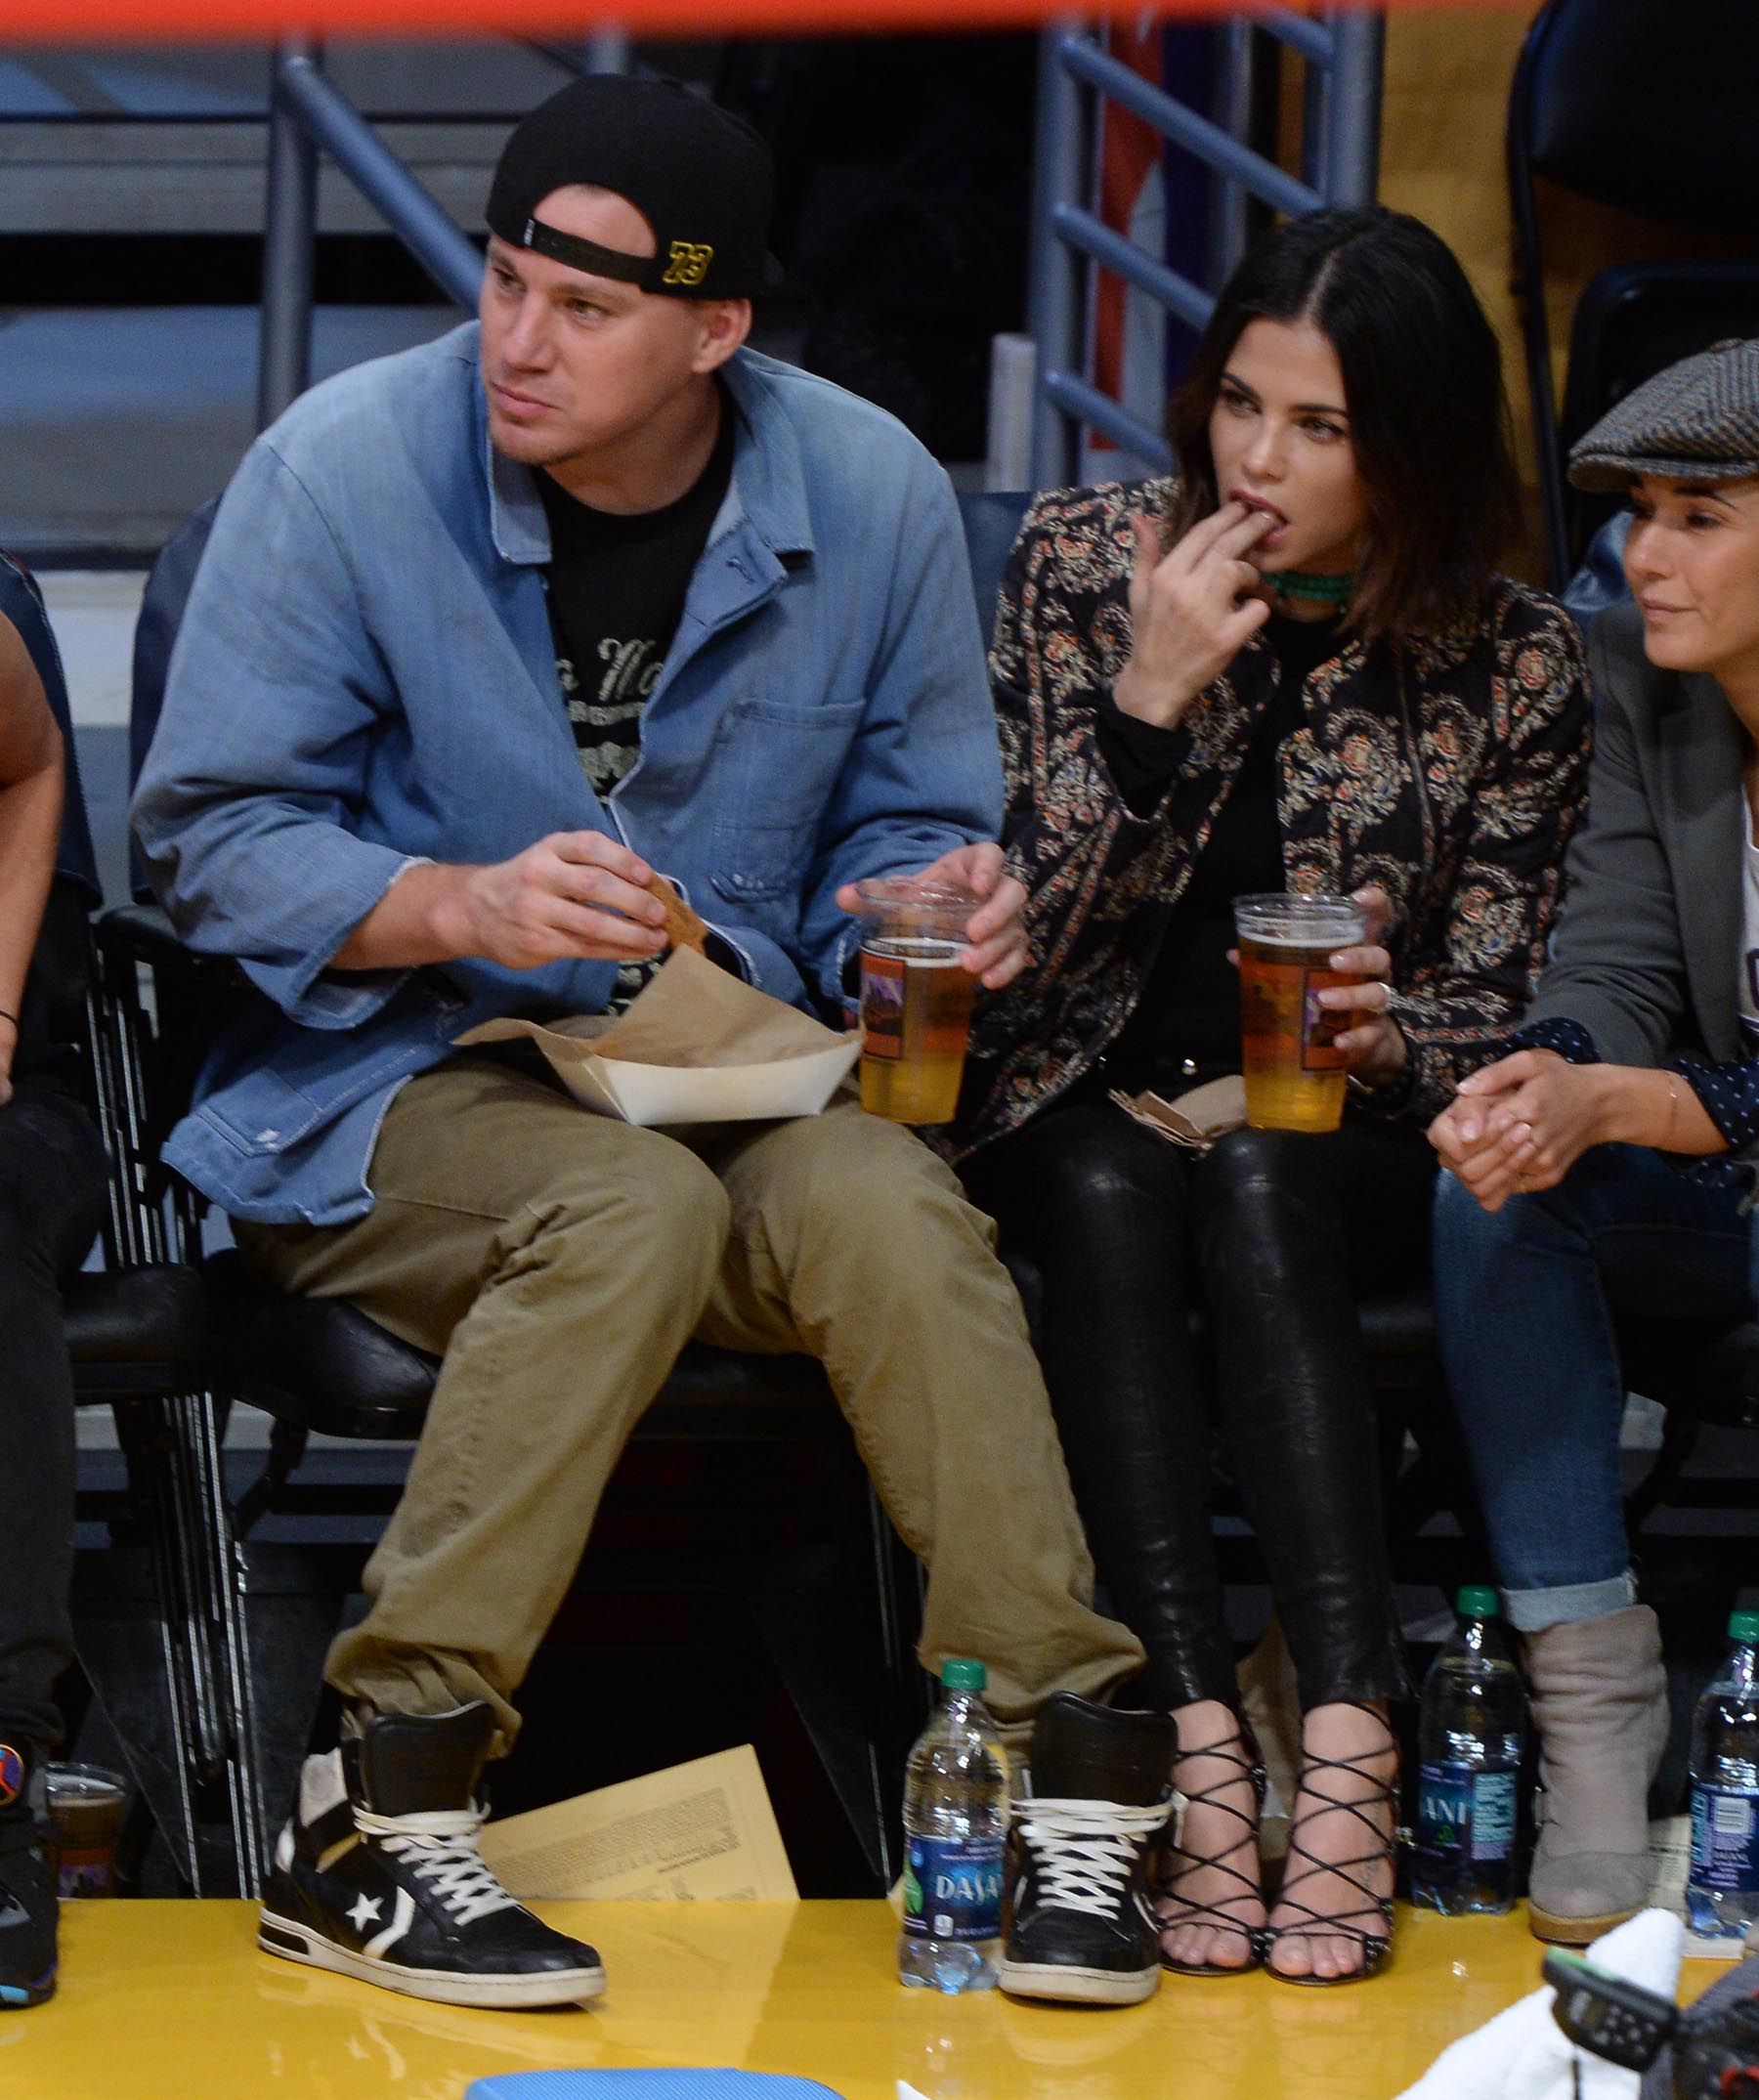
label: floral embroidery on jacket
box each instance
[948,478,1593,1156]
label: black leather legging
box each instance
[964,1097,1434,1714]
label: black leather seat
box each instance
[214,1243,840,1542]
[64,1264,210,1388]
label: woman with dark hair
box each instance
[954,206,1590,1985]
[1430,340,1759,1948]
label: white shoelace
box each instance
[1012,1797,1171,1919]
[356,1804,520,1927]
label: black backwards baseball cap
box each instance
[486,74,780,301]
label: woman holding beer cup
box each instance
[1430,341,1759,1947]
[952,206,1590,1983]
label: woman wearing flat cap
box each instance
[1430,338,1759,1946]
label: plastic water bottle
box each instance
[1688,1610,1759,1938]
[898,1656,1008,1993]
[1412,1585,1527,1914]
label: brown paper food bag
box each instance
[455,946,861,1127]
[1107,1075,1248,1151]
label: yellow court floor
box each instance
[0,1900,1730,2100]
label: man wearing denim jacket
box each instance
[135,76,1172,2015]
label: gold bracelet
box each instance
[1662,1070,1680,1151]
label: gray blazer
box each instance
[1526,602,1748,1073]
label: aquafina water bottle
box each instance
[1412,1585,1527,1914]
[1688,1609,1759,1937]
[898,1656,1008,1992]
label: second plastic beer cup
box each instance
[1232,892,1369,1134]
[854,878,978,1125]
[44,1763,128,1898]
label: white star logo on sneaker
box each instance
[346,1894,383,1933]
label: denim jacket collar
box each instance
[484,346,818,577]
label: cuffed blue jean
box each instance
[1434,1143,1754,1632]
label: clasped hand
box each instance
[1428,1050,1603,1213]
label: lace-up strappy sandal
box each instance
[1156,1720,1268,1976]
[1264,1702,1401,1988]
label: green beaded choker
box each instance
[1264,568,1354,605]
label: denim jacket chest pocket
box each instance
[708,695,866,903]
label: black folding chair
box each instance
[64,1144,264,1898]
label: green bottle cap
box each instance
[1729,1611,1759,1644]
[940,1657,986,1692]
[1457,1585,1500,1618]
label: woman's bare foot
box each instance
[1266,1700,1398,1983]
[1156,1699,1266,1973]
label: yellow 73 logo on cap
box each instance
[663,241,714,287]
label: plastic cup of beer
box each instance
[854,877,979,1126]
[44,1763,128,1898]
[1233,892,1369,1134]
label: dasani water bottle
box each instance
[1412,1584,1526,1914]
[898,1656,1008,1992]
[1688,1609,1759,1938]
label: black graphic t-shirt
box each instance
[538,396,736,801]
[538,395,736,1007]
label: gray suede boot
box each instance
[1523,1605,1670,1945]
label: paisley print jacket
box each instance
[951,479,1592,1155]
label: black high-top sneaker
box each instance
[0,1736,56,2010]
[258,1702,605,2009]
[999,1694,1175,2006]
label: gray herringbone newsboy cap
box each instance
[1568,338,1759,492]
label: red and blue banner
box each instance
[0,3,1513,50]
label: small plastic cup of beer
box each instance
[853,877,980,1125]
[43,1763,128,1898]
[1232,892,1369,1134]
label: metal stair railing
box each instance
[256,34,626,428]
[84,932,269,1896]
[257,37,487,428]
[1027,10,1385,488]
